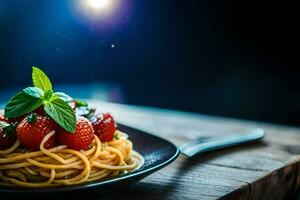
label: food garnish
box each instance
[5,67,76,133]
[0,67,144,188]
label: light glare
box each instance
[77,0,118,19]
[86,0,110,10]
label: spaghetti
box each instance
[0,130,144,188]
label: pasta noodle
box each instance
[0,130,144,188]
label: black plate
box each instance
[0,124,179,194]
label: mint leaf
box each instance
[44,98,76,133]
[114,133,119,140]
[32,67,52,91]
[44,90,54,101]
[75,99,88,107]
[27,113,37,124]
[4,91,43,118]
[23,87,44,98]
[55,92,73,102]
[0,121,8,129]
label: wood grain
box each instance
[90,101,300,200]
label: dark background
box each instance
[0,0,299,125]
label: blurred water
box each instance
[0,82,124,108]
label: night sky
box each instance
[0,0,299,125]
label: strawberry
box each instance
[0,113,9,123]
[16,113,56,150]
[90,113,116,142]
[34,106,46,116]
[0,122,16,150]
[58,117,94,150]
[9,115,25,124]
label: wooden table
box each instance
[1,100,299,199]
[89,101,300,200]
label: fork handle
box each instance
[179,128,264,157]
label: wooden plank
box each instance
[91,101,300,199]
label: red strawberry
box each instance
[34,106,45,116]
[9,115,25,124]
[90,113,116,142]
[16,113,56,150]
[0,122,16,150]
[0,113,9,123]
[58,117,94,150]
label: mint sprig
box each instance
[32,66,52,91]
[44,90,54,101]
[114,133,119,140]
[75,99,88,107]
[23,87,44,98]
[45,98,76,133]
[4,91,43,118]
[4,67,76,133]
[55,92,73,102]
